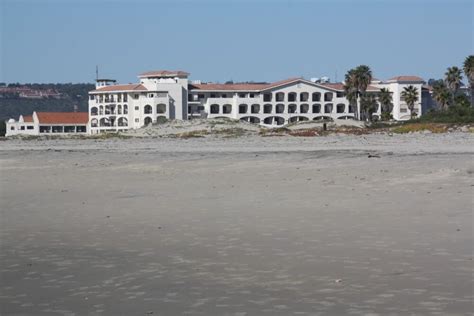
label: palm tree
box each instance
[360,93,377,121]
[444,66,462,105]
[463,55,474,106]
[432,82,451,110]
[401,85,419,118]
[343,65,372,120]
[378,88,393,120]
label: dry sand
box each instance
[1,133,473,315]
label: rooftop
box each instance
[387,75,424,82]
[91,84,147,93]
[36,112,89,124]
[138,70,190,78]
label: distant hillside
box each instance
[0,83,94,121]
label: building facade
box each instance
[88,70,424,133]
[6,112,88,137]
[5,70,425,136]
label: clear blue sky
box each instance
[1,0,472,84]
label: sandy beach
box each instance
[1,132,473,315]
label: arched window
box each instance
[288,104,297,113]
[118,117,128,126]
[99,118,109,127]
[264,104,272,113]
[99,105,104,115]
[275,92,285,102]
[251,104,260,114]
[300,104,309,113]
[157,104,166,113]
[223,104,232,114]
[300,92,309,102]
[144,117,152,125]
[91,107,98,116]
[336,104,345,113]
[324,92,333,102]
[276,104,285,113]
[312,104,321,113]
[288,92,297,102]
[239,104,248,114]
[91,118,98,127]
[324,103,333,113]
[144,104,152,114]
[123,104,128,114]
[117,104,122,115]
[210,104,219,114]
[312,92,321,102]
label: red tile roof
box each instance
[36,112,88,124]
[91,84,147,93]
[190,82,269,91]
[387,75,424,82]
[23,115,33,122]
[320,83,380,92]
[139,70,190,78]
[189,78,302,91]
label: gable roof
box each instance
[189,77,380,93]
[36,112,89,124]
[22,115,33,123]
[189,78,303,92]
[91,84,147,93]
[387,75,424,82]
[139,70,190,78]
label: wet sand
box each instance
[1,133,473,315]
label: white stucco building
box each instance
[6,112,88,137]
[87,69,425,133]
[371,76,424,120]
[5,69,425,137]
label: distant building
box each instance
[371,76,424,120]
[5,70,428,136]
[87,69,425,133]
[6,112,88,136]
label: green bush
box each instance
[412,105,474,124]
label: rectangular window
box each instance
[11,126,14,130]
[249,93,255,98]
[149,93,154,98]
[222,94,227,98]
[123,93,128,102]
[135,106,139,110]
[27,126,34,130]
[135,118,139,122]
[133,94,139,99]
[210,94,216,98]
[198,94,205,99]
[239,93,246,98]
[89,95,95,100]
[336,92,344,98]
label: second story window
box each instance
[198,94,205,100]
[149,93,154,98]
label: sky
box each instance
[1,0,473,84]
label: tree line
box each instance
[343,55,473,121]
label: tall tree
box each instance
[401,85,419,118]
[432,82,451,110]
[463,55,474,106]
[378,88,393,120]
[360,93,377,121]
[343,65,372,120]
[444,66,462,105]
